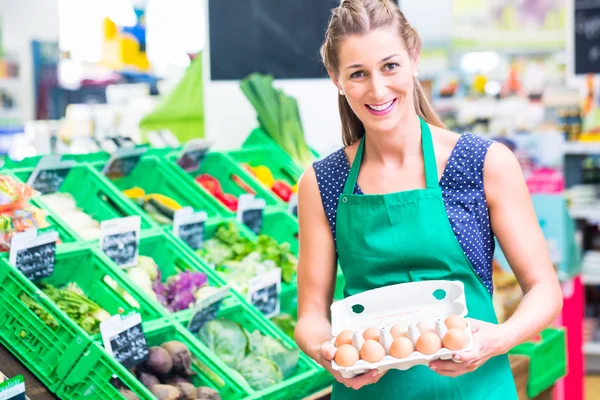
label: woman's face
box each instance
[333,26,418,135]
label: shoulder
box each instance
[484,140,523,183]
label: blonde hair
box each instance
[321,0,446,146]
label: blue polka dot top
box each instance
[313,133,495,294]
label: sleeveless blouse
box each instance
[313,133,496,294]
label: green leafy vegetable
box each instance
[20,293,58,330]
[197,319,247,368]
[247,330,299,378]
[271,314,296,340]
[236,354,283,391]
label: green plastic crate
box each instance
[1,152,111,170]
[242,127,320,161]
[167,151,284,215]
[174,302,318,400]
[110,230,239,320]
[10,164,158,240]
[59,318,244,400]
[109,156,225,223]
[0,260,89,393]
[509,327,567,398]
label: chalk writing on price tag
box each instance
[101,313,149,369]
[173,207,207,250]
[288,193,298,217]
[0,375,26,400]
[102,146,147,180]
[177,139,211,172]
[100,216,141,268]
[187,286,230,334]
[236,194,266,235]
[26,156,75,195]
[9,230,58,281]
[248,268,281,318]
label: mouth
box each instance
[365,98,397,115]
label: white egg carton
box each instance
[330,280,474,378]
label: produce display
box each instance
[21,282,111,334]
[197,319,299,391]
[240,73,315,169]
[113,340,222,400]
[197,222,296,293]
[332,315,471,370]
[242,164,296,203]
[123,188,183,225]
[195,174,241,212]
[0,174,58,250]
[271,313,296,340]
[39,192,101,240]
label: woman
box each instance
[294,0,563,399]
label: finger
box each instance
[346,370,380,390]
[371,369,387,384]
[430,360,469,373]
[466,318,481,333]
[321,342,337,361]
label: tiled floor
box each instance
[586,375,600,399]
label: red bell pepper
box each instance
[216,193,238,211]
[271,180,293,202]
[196,174,222,196]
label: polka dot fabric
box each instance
[313,133,495,294]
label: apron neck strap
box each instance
[342,117,438,194]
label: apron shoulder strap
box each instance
[343,137,364,194]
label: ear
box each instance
[411,54,420,76]
[327,69,342,92]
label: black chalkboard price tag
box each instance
[0,375,26,400]
[100,216,141,268]
[9,230,58,281]
[101,313,149,369]
[187,286,230,334]
[247,268,281,318]
[236,194,266,235]
[288,193,298,217]
[177,139,212,172]
[102,146,148,180]
[26,156,75,195]
[574,0,600,75]
[172,207,208,250]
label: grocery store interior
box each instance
[0,0,598,399]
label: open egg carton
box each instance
[330,280,474,378]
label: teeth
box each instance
[367,100,393,111]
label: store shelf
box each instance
[568,207,600,224]
[564,142,600,155]
[583,274,600,285]
[584,342,600,356]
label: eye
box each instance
[350,70,365,79]
[384,63,399,71]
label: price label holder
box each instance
[288,193,298,217]
[0,375,26,400]
[176,139,212,172]
[9,230,58,281]
[187,286,230,334]
[102,146,148,180]
[247,268,281,318]
[100,216,141,268]
[236,194,266,235]
[26,156,75,195]
[172,207,207,251]
[100,312,149,369]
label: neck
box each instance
[363,112,422,166]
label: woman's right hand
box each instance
[318,342,385,390]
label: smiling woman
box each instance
[293,0,563,399]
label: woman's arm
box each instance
[294,167,382,388]
[431,142,563,376]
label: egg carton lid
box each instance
[330,280,468,336]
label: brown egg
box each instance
[335,330,354,347]
[417,318,436,333]
[389,336,414,359]
[445,315,467,330]
[362,327,380,342]
[359,340,387,363]
[390,322,408,339]
[334,344,360,367]
[415,332,443,355]
[443,328,470,350]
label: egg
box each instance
[334,344,360,367]
[335,330,354,347]
[443,328,470,350]
[415,332,442,355]
[417,318,436,334]
[390,336,414,359]
[445,315,468,330]
[359,340,387,363]
[390,322,408,339]
[362,327,380,342]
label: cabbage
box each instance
[247,330,299,378]
[236,354,283,391]
[197,319,247,368]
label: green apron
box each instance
[332,118,517,399]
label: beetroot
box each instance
[161,341,195,376]
[146,346,173,375]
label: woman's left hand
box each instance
[429,318,511,378]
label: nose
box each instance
[369,73,387,101]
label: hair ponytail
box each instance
[339,94,366,147]
[413,78,446,129]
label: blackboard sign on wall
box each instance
[208,0,340,80]
[574,0,600,74]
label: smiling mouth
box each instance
[365,98,397,114]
